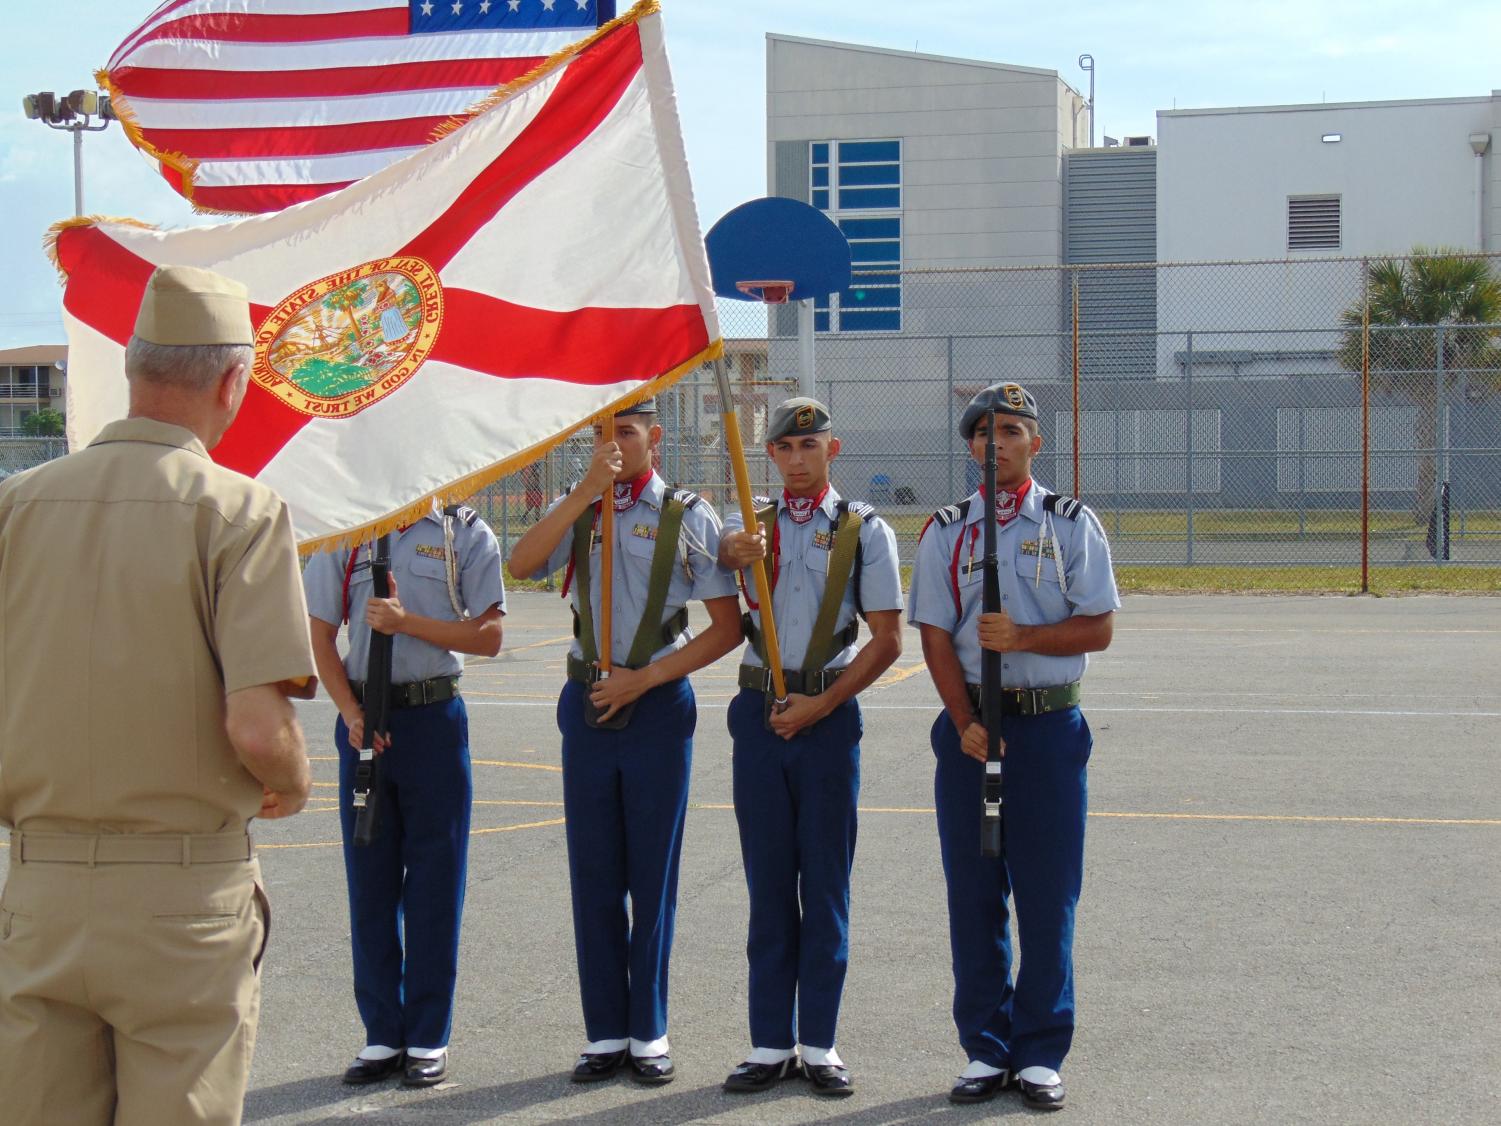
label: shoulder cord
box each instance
[442,512,466,618]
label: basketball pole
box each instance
[713,354,788,702]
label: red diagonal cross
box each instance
[59,19,706,477]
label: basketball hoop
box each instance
[735,279,795,305]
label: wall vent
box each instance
[1288,195,1341,250]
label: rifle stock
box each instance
[352,534,393,847]
[980,410,1004,857]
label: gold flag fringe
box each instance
[295,335,724,557]
[429,0,662,143]
[93,68,203,205]
[43,215,161,283]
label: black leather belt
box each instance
[738,664,845,697]
[350,676,460,709]
[965,681,1081,716]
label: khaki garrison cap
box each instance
[766,396,832,442]
[132,264,255,347]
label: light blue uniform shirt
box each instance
[533,472,737,666]
[724,486,904,671]
[908,480,1120,687]
[305,506,506,683]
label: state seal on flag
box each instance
[253,257,444,418]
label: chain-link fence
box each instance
[0,438,67,483]
[466,253,1501,591]
[12,256,1499,591]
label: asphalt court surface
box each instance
[7,594,1500,1123]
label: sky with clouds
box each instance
[2,0,1498,348]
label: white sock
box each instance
[1018,1066,1061,1086]
[800,1045,844,1068]
[746,1046,795,1065]
[960,1059,1004,1079]
[584,1038,628,1054]
[358,1045,402,1062]
[405,1046,446,1060]
[630,1035,670,1057]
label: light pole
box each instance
[1077,54,1095,148]
[22,89,115,217]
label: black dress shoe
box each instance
[1017,1074,1065,1110]
[948,1069,1011,1104]
[571,1049,628,1083]
[342,1053,405,1085]
[402,1052,448,1088]
[806,1062,854,1097]
[629,1053,675,1085]
[723,1056,803,1092]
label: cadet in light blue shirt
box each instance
[716,397,904,1099]
[910,382,1118,1113]
[506,399,743,1086]
[304,501,505,1089]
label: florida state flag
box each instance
[50,1,719,549]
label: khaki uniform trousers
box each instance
[0,839,268,1126]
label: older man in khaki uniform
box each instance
[0,266,317,1126]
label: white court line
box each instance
[294,700,1501,718]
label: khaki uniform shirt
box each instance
[0,418,316,836]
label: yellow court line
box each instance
[471,817,566,837]
[473,759,563,773]
[495,634,574,654]
[873,661,929,688]
[1090,811,1501,826]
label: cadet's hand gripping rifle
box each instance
[980,409,1004,858]
[352,534,393,847]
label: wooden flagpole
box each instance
[714,356,787,700]
[599,415,615,674]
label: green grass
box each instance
[884,509,1501,544]
[894,563,1500,595]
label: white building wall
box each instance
[1156,96,1500,349]
[767,34,1086,271]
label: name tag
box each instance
[414,543,446,560]
[1019,539,1056,559]
[632,523,657,541]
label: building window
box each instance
[810,139,902,332]
[1055,409,1222,495]
[1276,406,1415,492]
[1288,195,1341,251]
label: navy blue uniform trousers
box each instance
[728,689,861,1051]
[336,697,471,1052]
[557,676,694,1044]
[931,706,1091,1072]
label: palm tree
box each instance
[322,282,370,349]
[1338,249,1501,520]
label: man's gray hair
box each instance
[124,338,254,390]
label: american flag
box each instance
[102,0,617,214]
[57,3,721,549]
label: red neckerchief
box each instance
[948,481,1033,612]
[607,470,653,513]
[740,487,829,609]
[783,484,829,526]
